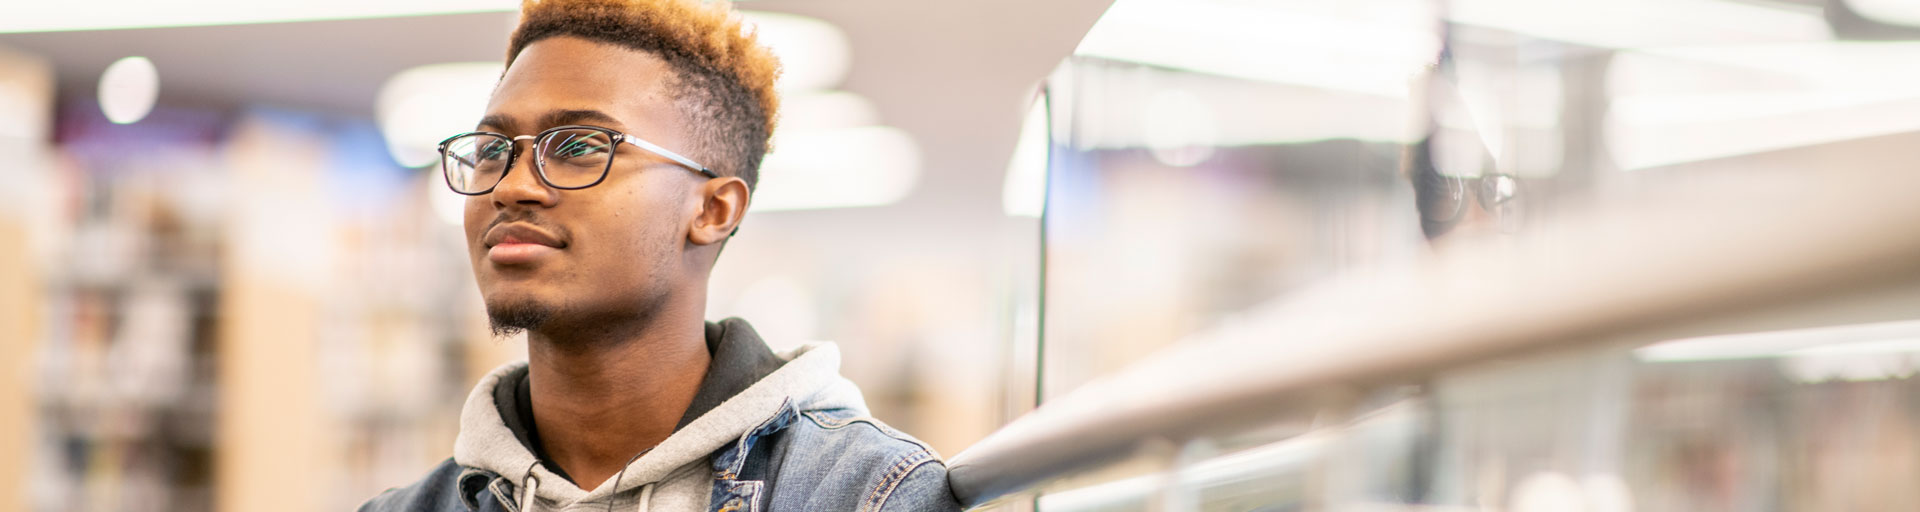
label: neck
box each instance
[524,296,710,490]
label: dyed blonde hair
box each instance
[507,0,782,188]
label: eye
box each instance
[479,140,512,160]
[555,137,611,158]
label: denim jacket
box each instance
[360,324,960,511]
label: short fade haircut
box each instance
[506,0,781,190]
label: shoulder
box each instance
[773,408,961,511]
[359,458,504,512]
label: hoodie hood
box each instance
[452,340,871,508]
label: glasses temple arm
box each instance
[621,136,717,179]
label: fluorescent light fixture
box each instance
[741,11,850,92]
[1608,43,1920,169]
[1611,90,1916,126]
[2,0,516,33]
[1846,0,1920,27]
[1074,0,1437,98]
[1449,0,1830,49]
[778,90,877,132]
[752,126,920,212]
[376,62,502,168]
[1607,93,1920,169]
[1633,319,1920,362]
[1794,338,1920,356]
[1634,42,1920,92]
[1002,98,1048,218]
[98,56,158,124]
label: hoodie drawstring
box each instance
[634,483,655,512]
[520,470,542,512]
[604,449,650,512]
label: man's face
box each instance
[466,36,706,335]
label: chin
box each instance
[484,292,559,336]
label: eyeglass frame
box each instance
[436,124,718,196]
[1423,171,1520,224]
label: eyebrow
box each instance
[476,109,626,134]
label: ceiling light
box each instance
[1846,0,1920,27]
[1074,0,1437,97]
[375,62,502,168]
[1632,42,1920,91]
[741,11,850,92]
[98,56,158,124]
[1607,43,1920,169]
[1633,320,1920,362]
[778,90,877,132]
[1450,0,1830,49]
[1606,92,1920,170]
[752,126,920,212]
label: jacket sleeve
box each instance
[869,455,963,512]
[359,458,483,512]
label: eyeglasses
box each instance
[1419,171,1520,224]
[437,124,716,195]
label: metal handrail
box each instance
[946,165,1920,507]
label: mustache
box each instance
[485,211,570,242]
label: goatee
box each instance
[487,299,555,338]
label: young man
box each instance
[360,0,960,510]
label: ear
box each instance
[689,176,750,246]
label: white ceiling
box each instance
[0,0,1113,225]
[0,12,518,115]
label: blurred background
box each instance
[4,0,1920,511]
[0,1,1103,509]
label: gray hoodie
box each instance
[362,319,961,511]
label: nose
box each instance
[490,140,557,209]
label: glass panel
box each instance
[1039,0,1439,402]
[1026,0,1920,510]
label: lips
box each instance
[483,222,565,249]
[483,222,566,265]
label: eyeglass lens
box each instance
[442,134,512,194]
[441,128,618,194]
[535,128,616,188]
